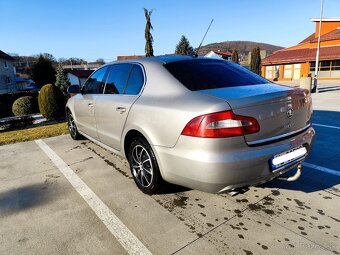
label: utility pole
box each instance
[312,0,324,93]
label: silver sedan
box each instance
[66,56,315,194]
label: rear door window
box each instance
[104,64,132,94]
[83,66,109,94]
[125,65,144,95]
[164,59,269,91]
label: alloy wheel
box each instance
[131,145,154,187]
[68,113,77,137]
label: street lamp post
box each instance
[312,0,324,93]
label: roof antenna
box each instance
[195,19,214,57]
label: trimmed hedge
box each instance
[0,91,38,118]
[38,84,66,120]
[12,96,39,116]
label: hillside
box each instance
[198,40,284,62]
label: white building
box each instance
[67,70,93,86]
[205,50,232,60]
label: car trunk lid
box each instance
[198,84,312,145]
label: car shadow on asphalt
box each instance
[157,183,191,195]
[0,184,56,215]
[260,168,340,194]
[312,110,340,125]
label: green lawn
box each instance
[0,122,69,146]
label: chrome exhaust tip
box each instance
[227,187,250,196]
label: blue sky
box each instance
[1,0,340,61]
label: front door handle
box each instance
[116,107,126,114]
[88,103,94,109]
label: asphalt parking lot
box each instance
[1,82,340,255]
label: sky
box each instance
[1,0,340,62]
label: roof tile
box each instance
[262,46,340,65]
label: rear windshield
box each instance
[164,59,269,91]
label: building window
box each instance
[310,60,340,78]
[5,76,11,84]
[293,64,301,80]
[265,65,279,80]
[265,66,274,79]
[4,61,8,68]
[331,60,340,78]
[283,65,292,78]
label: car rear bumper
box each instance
[153,127,315,193]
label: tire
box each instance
[128,136,163,195]
[67,110,82,140]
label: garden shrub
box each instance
[12,96,38,116]
[38,84,65,120]
[0,91,38,118]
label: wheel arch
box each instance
[123,128,167,181]
[123,129,149,159]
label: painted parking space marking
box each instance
[35,139,152,255]
[303,162,340,177]
[313,123,340,130]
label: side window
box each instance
[84,66,108,94]
[104,64,132,94]
[125,65,144,95]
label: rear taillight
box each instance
[181,110,260,138]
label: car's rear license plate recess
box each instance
[270,146,307,171]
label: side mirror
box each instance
[67,85,80,94]
[80,86,85,94]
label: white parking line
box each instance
[313,123,340,130]
[35,139,152,255]
[303,162,340,177]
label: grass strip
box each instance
[0,122,68,146]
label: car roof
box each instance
[107,55,211,65]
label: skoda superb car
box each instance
[66,56,315,194]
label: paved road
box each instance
[0,85,339,255]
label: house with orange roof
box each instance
[262,18,340,81]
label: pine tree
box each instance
[144,8,154,57]
[55,63,70,97]
[231,49,239,64]
[250,46,261,75]
[175,35,195,55]
[29,55,56,87]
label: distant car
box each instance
[66,56,315,194]
[20,84,40,92]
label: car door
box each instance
[73,66,109,139]
[95,63,145,150]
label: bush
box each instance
[38,84,66,120]
[0,91,38,118]
[12,96,38,116]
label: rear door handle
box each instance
[88,103,94,109]
[116,107,126,113]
